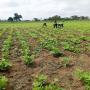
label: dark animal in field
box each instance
[43,23,47,27]
[57,23,64,28]
[53,23,64,28]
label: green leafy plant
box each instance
[1,30,13,70]
[50,47,64,57]
[16,31,34,65]
[75,69,90,90]
[62,41,80,53]
[80,36,88,41]
[61,57,71,67]
[0,59,12,71]
[41,39,64,57]
[32,74,64,90]
[23,55,34,65]
[41,39,58,51]
[0,76,8,90]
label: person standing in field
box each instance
[42,22,47,27]
[53,20,57,28]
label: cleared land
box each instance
[0,20,90,90]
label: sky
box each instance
[0,0,90,20]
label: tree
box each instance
[33,18,40,21]
[8,17,13,22]
[48,15,61,21]
[13,13,22,21]
[80,16,89,20]
[70,15,80,20]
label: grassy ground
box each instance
[0,20,90,90]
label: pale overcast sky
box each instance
[0,0,90,20]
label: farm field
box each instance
[0,20,90,90]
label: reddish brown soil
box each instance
[0,35,90,90]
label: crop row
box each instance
[22,28,65,57]
[0,29,6,37]
[0,29,13,90]
[24,27,90,54]
[15,31,34,65]
[0,29,13,71]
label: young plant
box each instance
[23,55,34,65]
[0,76,8,90]
[41,39,57,50]
[1,30,13,71]
[41,39,64,57]
[16,31,34,65]
[61,57,71,67]
[32,74,64,90]
[50,47,64,57]
[75,69,90,90]
[0,59,12,71]
[63,41,80,53]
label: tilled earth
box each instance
[0,34,90,90]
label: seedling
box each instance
[0,59,12,71]
[61,57,71,67]
[32,74,64,90]
[75,69,90,90]
[0,76,8,90]
[50,47,64,57]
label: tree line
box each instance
[42,15,89,21]
[31,15,90,21]
[0,13,89,22]
[8,13,22,21]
